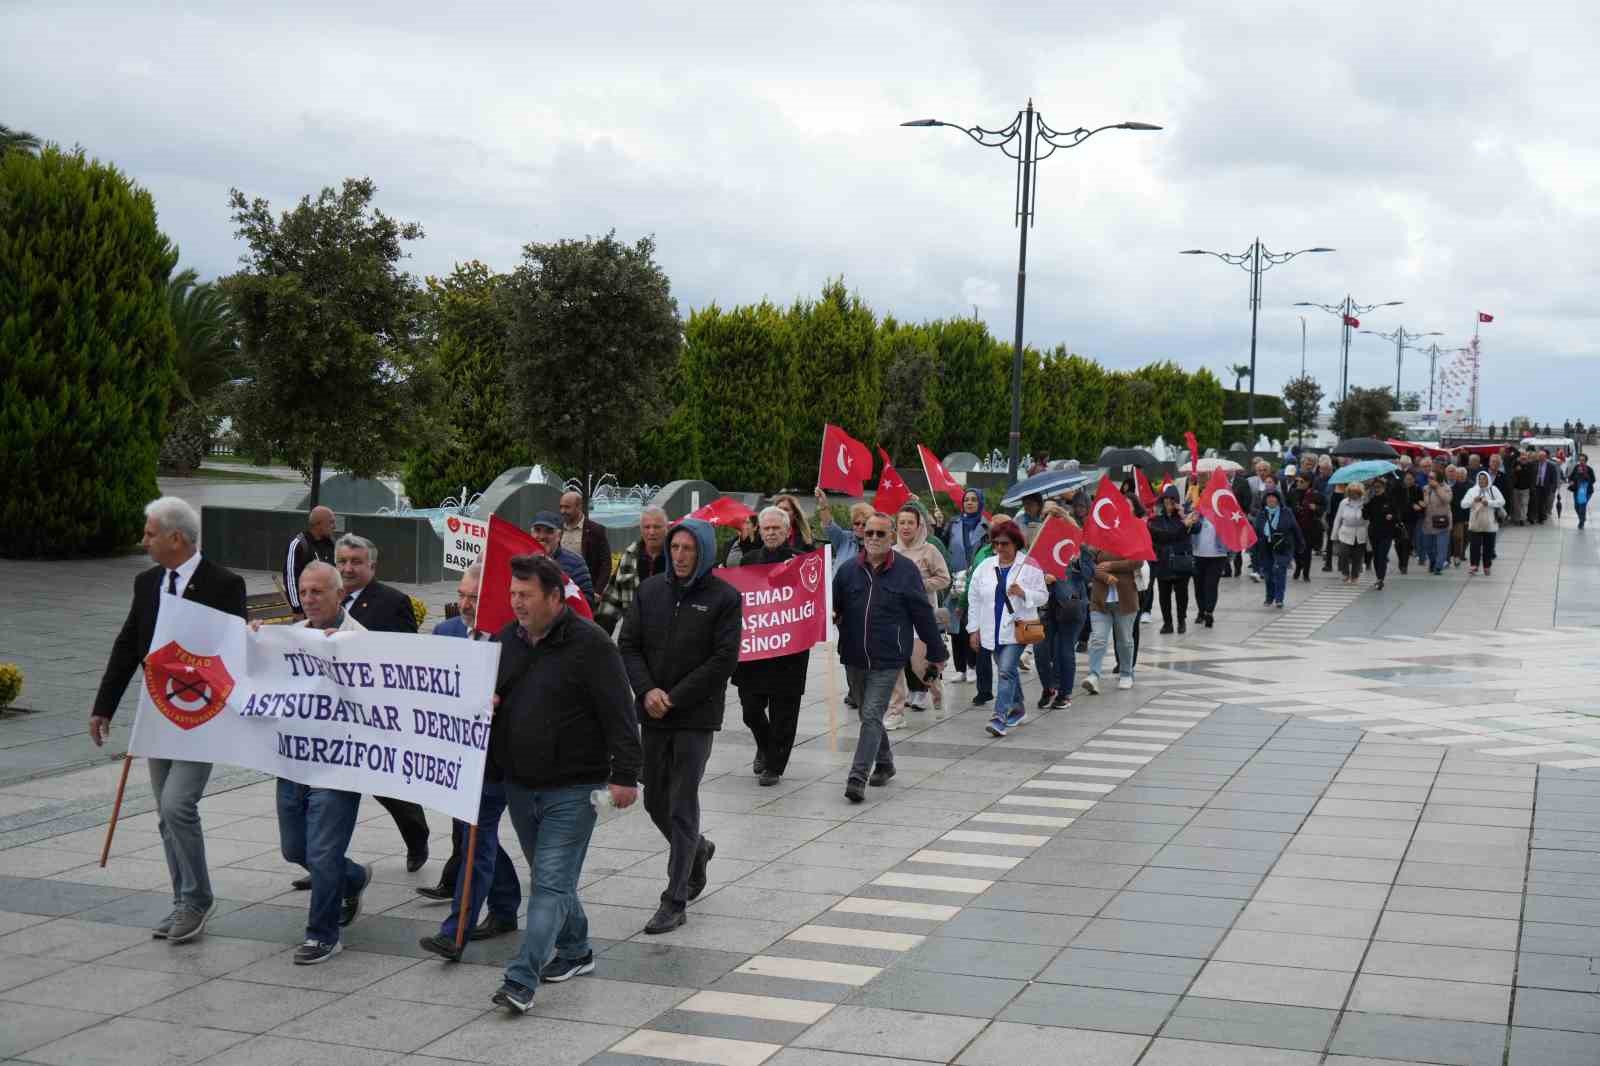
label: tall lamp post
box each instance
[1358,326,1443,406]
[902,100,1161,482]
[1179,241,1334,440]
[1294,296,1404,405]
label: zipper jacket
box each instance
[832,550,947,672]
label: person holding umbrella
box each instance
[1362,478,1405,591]
[1331,484,1370,584]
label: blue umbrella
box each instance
[1001,467,1093,507]
[1328,460,1398,485]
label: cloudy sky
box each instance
[9,1,1597,426]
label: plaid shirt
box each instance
[596,539,666,632]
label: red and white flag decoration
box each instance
[475,515,593,635]
[817,424,873,496]
[874,448,913,514]
[917,444,965,510]
[1343,314,1360,328]
[1134,468,1159,511]
[1025,515,1083,579]
[1082,476,1156,561]
[688,496,756,529]
[1184,430,1200,483]
[1478,311,1494,323]
[1195,468,1258,554]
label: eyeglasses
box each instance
[862,530,890,539]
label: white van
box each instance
[1520,437,1578,478]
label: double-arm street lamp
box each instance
[1294,296,1404,405]
[1358,326,1443,406]
[1180,241,1334,440]
[902,100,1161,482]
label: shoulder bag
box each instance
[999,571,1046,645]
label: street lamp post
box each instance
[1359,326,1443,405]
[1294,296,1404,404]
[1180,241,1333,440]
[1299,315,1308,377]
[903,101,1161,482]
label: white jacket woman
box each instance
[1331,492,1370,545]
[1464,473,1505,533]
[967,547,1049,651]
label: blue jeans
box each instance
[1037,609,1081,696]
[845,666,899,784]
[148,758,213,913]
[1424,529,1450,571]
[502,782,599,991]
[1088,610,1135,681]
[441,780,523,939]
[991,643,1025,721]
[277,780,366,945]
[1263,553,1290,604]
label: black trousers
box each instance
[1194,556,1226,616]
[740,688,803,776]
[376,796,430,856]
[1293,544,1313,579]
[1156,576,1189,628]
[1371,532,1393,581]
[641,728,714,910]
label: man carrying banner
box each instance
[597,505,670,634]
[90,496,247,945]
[833,511,947,802]
[732,507,811,787]
[619,519,741,936]
[268,560,375,965]
[489,554,641,1013]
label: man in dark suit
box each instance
[90,496,247,945]
[334,534,432,871]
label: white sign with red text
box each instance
[442,514,489,573]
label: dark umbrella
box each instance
[1001,467,1093,507]
[1331,437,1399,460]
[1097,447,1161,470]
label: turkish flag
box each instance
[1195,468,1258,553]
[1184,430,1200,482]
[874,448,913,514]
[1478,312,1494,323]
[689,496,756,529]
[1082,476,1156,561]
[1025,515,1083,579]
[1134,467,1159,511]
[817,424,873,496]
[476,515,593,635]
[1159,475,1175,498]
[917,444,965,510]
[1343,314,1360,328]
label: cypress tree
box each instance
[786,280,878,486]
[0,146,178,557]
[682,302,793,491]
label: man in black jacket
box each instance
[486,554,641,1014]
[284,506,336,617]
[90,497,247,945]
[618,518,741,936]
[334,534,432,871]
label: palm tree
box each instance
[167,269,239,409]
[0,124,41,157]
[1229,362,1252,392]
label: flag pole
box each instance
[99,754,134,867]
[453,824,479,950]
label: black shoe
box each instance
[971,694,994,707]
[759,770,781,787]
[845,781,865,803]
[1159,624,1174,634]
[869,766,896,787]
[1036,689,1055,710]
[339,863,372,927]
[1075,643,1088,653]
[687,838,715,901]
[469,913,518,941]
[1374,579,1385,590]
[418,933,464,963]
[1178,620,1186,634]
[291,876,311,891]
[415,882,453,902]
[293,939,342,966]
[541,952,595,983]
[1204,616,1214,628]
[843,696,859,710]
[405,849,428,874]
[644,904,686,935]
[1050,694,1071,710]
[492,980,534,1013]
[753,751,766,776]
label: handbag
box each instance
[1430,514,1450,531]
[1166,546,1196,576]
[1000,572,1046,645]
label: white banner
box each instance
[128,598,500,822]
[442,514,489,573]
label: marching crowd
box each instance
[88,447,1594,1014]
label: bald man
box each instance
[285,506,337,617]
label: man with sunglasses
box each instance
[832,512,947,803]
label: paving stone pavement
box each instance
[1,504,1598,1063]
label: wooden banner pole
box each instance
[99,754,134,867]
[453,824,479,950]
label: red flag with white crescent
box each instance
[1082,476,1156,561]
[1478,311,1494,323]
[917,443,965,510]
[1024,515,1083,580]
[874,447,913,514]
[1195,468,1258,553]
[1134,467,1159,511]
[476,515,593,635]
[688,496,756,529]
[817,424,873,496]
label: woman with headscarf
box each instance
[883,501,950,730]
[732,506,811,785]
[967,519,1047,736]
[1362,477,1404,590]
[1331,483,1370,585]
[772,494,816,553]
[1148,486,1197,633]
[1463,469,1506,575]
[935,489,990,688]
[1250,487,1304,608]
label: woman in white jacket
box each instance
[1463,469,1506,575]
[967,518,1048,738]
[1330,483,1370,585]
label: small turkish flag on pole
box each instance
[818,424,873,496]
[917,444,965,510]
[1082,476,1156,561]
[1024,515,1083,579]
[1343,314,1360,328]
[1184,431,1200,483]
[1134,468,1159,512]
[874,448,913,514]
[1195,468,1258,554]
[476,515,592,635]
[1478,312,1494,323]
[688,496,756,529]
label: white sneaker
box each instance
[1020,650,1033,672]
[1117,676,1134,691]
[908,691,930,711]
[1083,674,1101,695]
[1138,612,1152,626]
[883,709,906,731]
[1248,572,1262,582]
[951,672,968,685]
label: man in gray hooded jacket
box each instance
[618,519,741,935]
